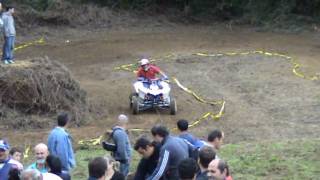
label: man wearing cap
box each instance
[48,112,76,172]
[0,139,18,179]
[112,114,132,177]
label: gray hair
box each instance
[20,169,41,180]
[118,114,128,125]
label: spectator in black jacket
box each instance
[46,155,71,180]
[178,158,198,180]
[134,137,161,180]
[147,125,190,180]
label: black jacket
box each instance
[134,142,161,180]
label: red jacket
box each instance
[137,65,161,79]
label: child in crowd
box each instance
[9,147,24,170]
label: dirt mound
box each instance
[0,57,89,129]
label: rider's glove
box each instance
[161,76,169,81]
[137,77,145,81]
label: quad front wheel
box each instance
[132,96,139,115]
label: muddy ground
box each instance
[1,25,320,147]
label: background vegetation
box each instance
[9,0,320,26]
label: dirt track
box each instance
[1,25,320,145]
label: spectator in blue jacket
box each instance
[148,125,190,180]
[177,119,204,149]
[0,139,18,179]
[112,114,132,177]
[48,112,76,172]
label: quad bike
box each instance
[130,77,177,115]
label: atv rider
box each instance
[134,58,168,93]
[137,58,168,81]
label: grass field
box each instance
[72,138,320,180]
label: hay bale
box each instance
[0,57,89,128]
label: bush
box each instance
[0,57,89,128]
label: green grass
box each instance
[71,139,320,179]
[71,145,142,180]
[220,139,320,180]
[72,146,107,179]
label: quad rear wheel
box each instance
[170,96,177,115]
[129,93,138,109]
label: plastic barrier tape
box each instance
[14,37,45,51]
[23,145,30,159]
[79,50,318,146]
[78,55,225,146]
[194,51,319,81]
[78,135,103,146]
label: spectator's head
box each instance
[198,146,216,170]
[88,157,108,180]
[46,155,62,174]
[57,112,69,127]
[208,159,227,180]
[207,130,224,150]
[9,147,22,162]
[117,114,129,128]
[8,168,20,180]
[6,6,14,14]
[34,143,49,165]
[177,119,189,132]
[20,169,41,180]
[134,137,155,159]
[178,158,198,180]
[151,125,169,143]
[104,155,119,175]
[0,139,10,161]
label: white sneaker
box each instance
[8,60,14,64]
[4,60,9,64]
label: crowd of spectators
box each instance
[97,115,233,180]
[1,113,232,180]
[0,113,75,180]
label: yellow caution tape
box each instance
[14,37,45,51]
[81,49,319,146]
[129,128,149,132]
[1,37,45,56]
[78,135,103,146]
[23,145,30,159]
[173,77,224,105]
[194,51,319,81]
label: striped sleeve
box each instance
[148,149,170,180]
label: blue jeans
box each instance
[120,162,130,177]
[2,36,15,61]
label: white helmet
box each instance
[140,58,150,66]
